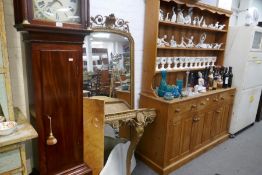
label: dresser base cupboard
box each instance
[137,88,235,175]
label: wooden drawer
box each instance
[218,90,235,104]
[170,100,198,116]
[0,148,22,174]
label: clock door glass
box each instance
[33,0,81,23]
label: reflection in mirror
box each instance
[83,32,131,104]
[0,74,8,119]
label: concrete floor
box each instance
[133,122,262,175]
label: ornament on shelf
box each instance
[159,9,164,21]
[218,24,226,30]
[202,20,207,28]
[157,35,170,47]
[214,22,219,29]
[178,36,187,48]
[213,43,223,49]
[177,8,185,24]
[184,8,193,24]
[193,17,197,25]
[195,71,206,93]
[165,13,170,21]
[195,33,207,48]
[185,36,195,48]
[170,35,177,47]
[171,7,177,22]
[155,56,217,72]
[197,16,204,26]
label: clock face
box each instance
[33,0,81,23]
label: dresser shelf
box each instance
[159,21,227,33]
[157,46,225,51]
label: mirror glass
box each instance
[0,74,9,119]
[83,32,132,105]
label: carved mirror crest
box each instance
[83,14,134,108]
[0,0,14,121]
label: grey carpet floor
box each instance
[133,122,262,175]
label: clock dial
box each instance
[33,0,80,23]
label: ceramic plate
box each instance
[0,121,17,136]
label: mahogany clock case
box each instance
[13,0,90,30]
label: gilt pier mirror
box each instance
[83,14,134,108]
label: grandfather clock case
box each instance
[13,0,92,174]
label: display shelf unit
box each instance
[138,0,233,174]
[141,0,231,95]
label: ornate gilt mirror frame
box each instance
[0,0,14,121]
[89,14,135,108]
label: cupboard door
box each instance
[190,113,204,150]
[180,115,193,155]
[211,106,224,138]
[221,104,233,133]
[34,46,83,174]
[167,121,182,163]
[201,111,213,143]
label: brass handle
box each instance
[216,110,221,113]
[193,117,200,122]
[175,108,181,112]
[200,102,206,105]
[256,60,261,64]
[191,104,197,108]
[213,98,219,102]
[47,116,57,146]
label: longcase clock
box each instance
[13,0,92,174]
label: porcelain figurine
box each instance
[214,22,219,29]
[213,43,223,49]
[208,24,214,29]
[195,33,207,48]
[177,9,185,24]
[202,20,207,28]
[184,8,193,25]
[159,9,164,21]
[178,36,187,48]
[193,17,197,25]
[166,57,173,71]
[165,13,170,21]
[158,35,170,47]
[197,16,204,26]
[170,35,177,47]
[171,7,176,22]
[196,71,206,93]
[218,24,226,30]
[186,36,195,48]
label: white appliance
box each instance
[225,26,262,134]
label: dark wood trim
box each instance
[13,0,90,30]
[56,164,92,175]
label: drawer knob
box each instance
[230,94,235,97]
[220,97,225,100]
[200,102,206,105]
[193,117,200,122]
[213,98,219,102]
[46,116,58,146]
[191,104,197,108]
[175,109,181,112]
[216,110,221,113]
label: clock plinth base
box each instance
[56,164,92,175]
